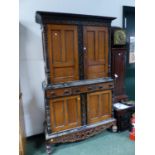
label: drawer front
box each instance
[72,82,114,95]
[46,88,72,98]
[72,85,96,94]
[46,82,114,98]
[95,82,114,90]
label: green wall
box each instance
[123,6,135,101]
[125,63,135,100]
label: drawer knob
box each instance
[64,90,70,94]
[98,86,103,89]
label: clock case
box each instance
[111,27,128,102]
[111,27,126,48]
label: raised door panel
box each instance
[87,90,112,124]
[47,24,79,83]
[50,95,81,132]
[112,50,126,95]
[84,26,109,79]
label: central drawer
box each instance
[72,85,96,94]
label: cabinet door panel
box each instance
[88,95,99,122]
[67,98,79,124]
[98,31,106,60]
[53,100,65,127]
[100,93,110,116]
[87,90,112,124]
[84,26,108,79]
[47,25,79,83]
[50,95,81,132]
[87,31,95,61]
[52,30,62,63]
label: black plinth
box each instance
[113,103,135,131]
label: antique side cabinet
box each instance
[35,11,117,154]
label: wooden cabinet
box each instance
[47,24,79,83]
[84,26,109,79]
[49,95,81,132]
[36,11,116,154]
[87,90,112,124]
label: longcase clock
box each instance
[111,27,128,102]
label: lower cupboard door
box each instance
[87,90,112,124]
[49,95,81,132]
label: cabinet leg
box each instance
[46,143,52,155]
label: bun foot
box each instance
[46,143,52,155]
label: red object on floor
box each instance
[129,114,135,141]
[129,129,135,141]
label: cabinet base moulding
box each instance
[45,118,116,144]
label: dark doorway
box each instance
[123,6,135,100]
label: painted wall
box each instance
[19,0,135,137]
[123,7,135,100]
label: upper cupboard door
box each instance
[83,26,109,79]
[47,25,79,83]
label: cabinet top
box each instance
[35,11,116,25]
[43,77,113,90]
